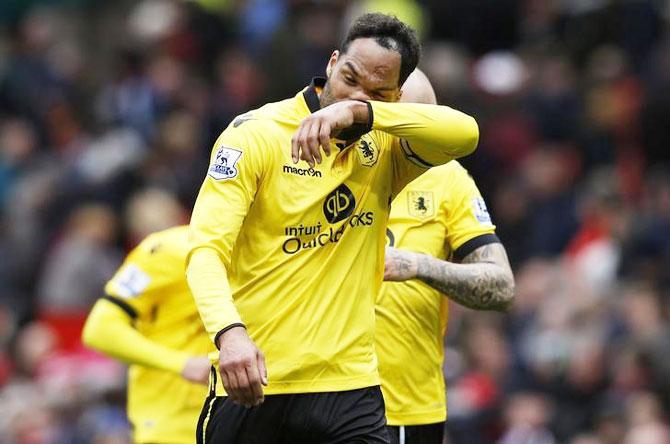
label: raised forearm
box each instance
[371,101,479,164]
[415,243,515,311]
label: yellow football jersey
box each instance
[187,78,479,396]
[376,161,498,425]
[104,226,213,443]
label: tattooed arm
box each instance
[384,242,515,311]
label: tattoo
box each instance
[387,248,416,278]
[415,243,515,311]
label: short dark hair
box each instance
[341,13,420,86]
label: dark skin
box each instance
[291,37,403,167]
[220,37,406,408]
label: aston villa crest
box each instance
[408,191,434,218]
[356,137,378,167]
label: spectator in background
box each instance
[124,188,187,244]
[571,434,604,444]
[497,392,556,444]
[37,203,121,313]
[446,319,511,444]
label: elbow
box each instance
[462,117,479,156]
[481,274,515,312]
[497,276,516,312]
[81,319,101,351]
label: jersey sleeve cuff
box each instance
[102,295,138,319]
[214,323,246,349]
[453,233,500,262]
[363,100,373,133]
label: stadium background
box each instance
[0,0,669,443]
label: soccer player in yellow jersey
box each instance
[378,71,515,444]
[82,225,214,444]
[187,13,479,443]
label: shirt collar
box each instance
[302,77,326,114]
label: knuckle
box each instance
[228,359,245,369]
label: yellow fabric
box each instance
[89,226,214,444]
[376,161,496,425]
[187,85,479,396]
[82,299,190,376]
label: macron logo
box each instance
[282,165,322,178]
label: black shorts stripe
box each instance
[102,295,138,319]
[197,367,219,444]
[453,233,500,262]
[387,422,444,444]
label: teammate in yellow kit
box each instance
[187,13,479,444]
[378,71,515,444]
[82,225,214,444]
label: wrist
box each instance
[349,100,372,126]
[409,251,421,279]
[414,252,430,280]
[178,354,193,373]
[214,323,246,349]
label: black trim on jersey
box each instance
[303,77,325,114]
[453,233,500,262]
[399,139,434,168]
[363,100,374,133]
[214,323,246,349]
[102,295,138,319]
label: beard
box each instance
[319,80,337,108]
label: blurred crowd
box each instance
[0,0,669,443]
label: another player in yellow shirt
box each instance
[82,225,214,444]
[378,71,515,444]
[187,13,479,444]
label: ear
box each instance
[326,50,340,78]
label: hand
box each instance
[384,247,419,282]
[291,100,369,168]
[217,326,268,408]
[181,356,211,385]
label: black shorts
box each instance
[386,423,445,444]
[197,386,390,444]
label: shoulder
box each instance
[430,160,466,176]
[230,96,301,133]
[429,161,476,189]
[134,225,188,264]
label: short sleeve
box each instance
[442,163,498,261]
[104,235,180,318]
